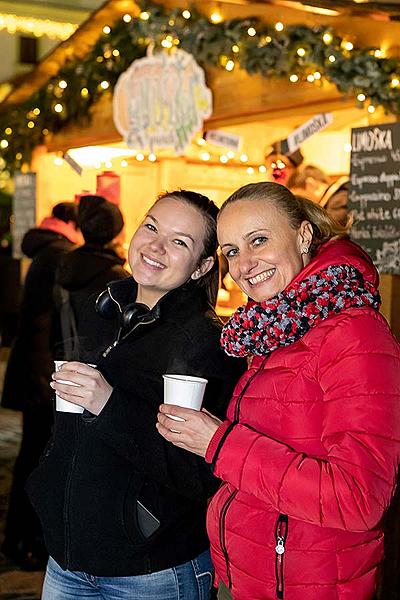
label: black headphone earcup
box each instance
[95,289,120,320]
[122,303,150,329]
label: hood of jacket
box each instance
[21,228,73,258]
[56,244,126,291]
[292,237,379,289]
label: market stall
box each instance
[0,0,400,325]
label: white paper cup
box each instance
[54,360,84,413]
[163,374,208,421]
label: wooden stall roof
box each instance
[3,0,400,149]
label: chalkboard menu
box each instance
[348,122,400,274]
[12,172,36,259]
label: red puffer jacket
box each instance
[206,240,400,600]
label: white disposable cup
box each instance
[53,360,96,414]
[163,374,208,421]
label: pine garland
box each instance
[0,0,400,175]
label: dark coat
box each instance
[1,229,76,410]
[55,243,129,328]
[26,278,245,576]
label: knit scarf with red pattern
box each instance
[221,264,381,358]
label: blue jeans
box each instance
[42,551,213,599]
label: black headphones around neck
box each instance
[95,289,150,329]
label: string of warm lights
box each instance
[0,0,400,175]
[49,149,270,176]
[0,13,77,40]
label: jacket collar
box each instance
[107,277,207,320]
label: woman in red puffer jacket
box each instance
[157,182,400,600]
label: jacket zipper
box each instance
[234,356,268,421]
[64,417,81,569]
[275,514,288,599]
[217,357,268,589]
[102,319,156,358]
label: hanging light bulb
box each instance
[210,10,223,24]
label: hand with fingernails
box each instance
[51,362,113,416]
[156,405,222,457]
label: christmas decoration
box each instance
[1,0,400,176]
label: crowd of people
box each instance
[0,172,399,599]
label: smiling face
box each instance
[218,198,312,302]
[128,196,212,307]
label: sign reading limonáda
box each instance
[348,122,400,274]
[113,49,212,155]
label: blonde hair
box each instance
[220,182,349,256]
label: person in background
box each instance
[54,195,129,358]
[288,164,329,203]
[1,202,81,570]
[319,176,349,226]
[158,182,400,600]
[26,190,245,599]
[265,141,304,187]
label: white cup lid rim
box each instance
[163,374,208,384]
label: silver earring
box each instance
[302,246,309,254]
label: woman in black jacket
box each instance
[54,195,130,358]
[26,190,244,600]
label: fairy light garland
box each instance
[0,13,77,40]
[1,0,400,175]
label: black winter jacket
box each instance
[26,277,245,576]
[1,228,76,411]
[55,243,129,329]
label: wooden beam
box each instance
[0,0,140,110]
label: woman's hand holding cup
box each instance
[51,361,112,416]
[157,405,222,457]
